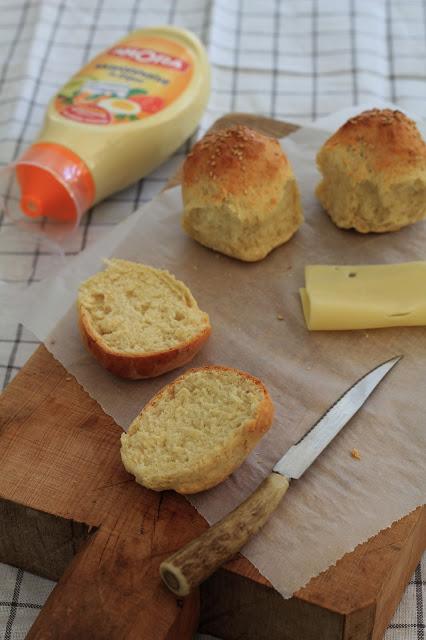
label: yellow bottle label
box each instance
[55,35,194,125]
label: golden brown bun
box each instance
[316,109,426,233]
[120,366,274,494]
[182,125,303,261]
[78,259,211,379]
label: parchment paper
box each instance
[4,115,425,598]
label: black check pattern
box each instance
[0,1,425,638]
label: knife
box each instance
[160,355,401,597]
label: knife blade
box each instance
[160,356,402,597]
[274,355,401,480]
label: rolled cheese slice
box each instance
[300,262,426,330]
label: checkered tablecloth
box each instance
[0,1,425,638]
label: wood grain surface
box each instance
[0,112,424,640]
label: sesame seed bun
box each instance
[316,109,426,233]
[182,125,303,261]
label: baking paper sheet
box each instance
[3,115,425,598]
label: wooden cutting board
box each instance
[0,113,424,640]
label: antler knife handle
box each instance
[160,472,289,596]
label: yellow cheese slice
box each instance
[300,262,426,330]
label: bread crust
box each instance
[322,109,426,177]
[183,125,291,200]
[78,307,211,380]
[120,365,274,494]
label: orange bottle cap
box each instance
[15,143,95,225]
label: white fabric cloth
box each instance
[0,1,425,638]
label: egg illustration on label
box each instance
[98,98,141,116]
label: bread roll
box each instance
[78,259,211,379]
[120,366,274,493]
[316,109,426,233]
[182,125,303,261]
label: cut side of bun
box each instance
[78,259,211,379]
[120,366,274,494]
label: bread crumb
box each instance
[351,448,361,460]
[277,314,284,320]
[65,376,72,381]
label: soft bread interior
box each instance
[183,177,301,261]
[317,157,426,233]
[120,367,272,493]
[78,259,210,354]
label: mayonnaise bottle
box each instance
[6,26,210,237]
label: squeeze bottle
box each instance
[6,26,210,235]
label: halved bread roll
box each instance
[78,259,211,379]
[120,366,274,494]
